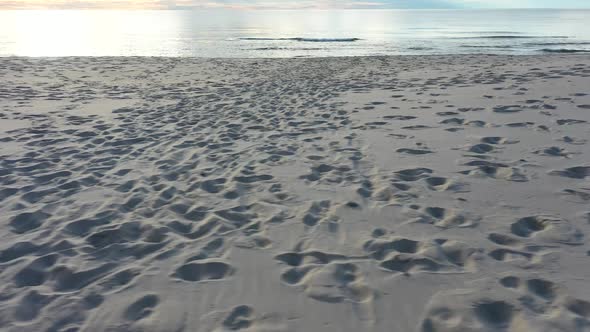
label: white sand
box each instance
[1,55,590,331]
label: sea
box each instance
[1,9,590,57]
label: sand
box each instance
[0,55,589,332]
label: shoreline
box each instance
[2,53,590,59]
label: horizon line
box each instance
[1,7,588,10]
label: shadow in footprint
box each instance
[124,294,159,321]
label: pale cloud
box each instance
[1,0,588,9]
[1,0,165,9]
[0,0,450,9]
[164,0,389,9]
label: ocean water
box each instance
[1,9,590,57]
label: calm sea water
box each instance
[1,9,590,57]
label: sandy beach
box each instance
[1,55,590,331]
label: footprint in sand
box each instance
[124,294,159,321]
[14,254,58,287]
[172,260,233,282]
[423,176,470,193]
[549,166,590,179]
[533,146,570,158]
[363,236,479,274]
[493,105,523,113]
[201,305,289,331]
[394,168,433,181]
[14,291,55,322]
[9,210,50,234]
[396,148,434,155]
[461,160,528,182]
[467,143,494,154]
[509,215,583,245]
[480,136,519,145]
[420,276,590,332]
[560,188,590,203]
[556,118,587,125]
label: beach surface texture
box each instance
[1,55,590,331]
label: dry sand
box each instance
[0,55,590,331]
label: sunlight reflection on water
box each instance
[1,9,589,57]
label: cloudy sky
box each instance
[2,0,589,9]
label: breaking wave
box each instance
[239,37,360,42]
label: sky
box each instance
[2,0,589,9]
